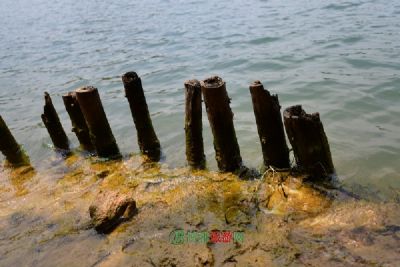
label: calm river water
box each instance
[1,0,400,198]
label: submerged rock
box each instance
[89,191,137,234]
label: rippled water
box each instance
[1,0,400,197]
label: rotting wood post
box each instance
[283,105,335,179]
[0,116,30,166]
[184,79,206,169]
[201,76,243,172]
[249,81,290,169]
[121,72,161,162]
[62,92,94,152]
[75,86,121,159]
[41,92,70,151]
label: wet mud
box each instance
[0,155,399,266]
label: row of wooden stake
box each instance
[0,72,335,180]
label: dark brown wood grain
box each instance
[122,72,161,162]
[201,76,242,172]
[0,115,30,166]
[75,86,121,159]
[249,81,290,169]
[184,79,205,169]
[283,105,335,179]
[41,92,70,151]
[63,92,94,152]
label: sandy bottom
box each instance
[0,154,399,266]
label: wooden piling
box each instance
[62,92,94,152]
[75,86,121,159]
[41,92,70,151]
[121,72,161,161]
[249,81,290,169]
[283,105,335,178]
[0,116,30,166]
[184,79,205,169]
[201,76,242,172]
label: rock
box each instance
[225,206,250,225]
[96,170,110,179]
[89,191,137,234]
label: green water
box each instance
[1,0,399,197]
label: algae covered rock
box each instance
[89,191,137,234]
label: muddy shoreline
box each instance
[0,155,399,266]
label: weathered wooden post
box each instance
[121,72,161,162]
[249,81,290,169]
[41,92,70,151]
[75,86,121,159]
[62,92,94,152]
[201,76,242,172]
[0,116,30,166]
[283,105,335,178]
[184,79,206,169]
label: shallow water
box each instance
[0,156,399,266]
[1,0,400,197]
